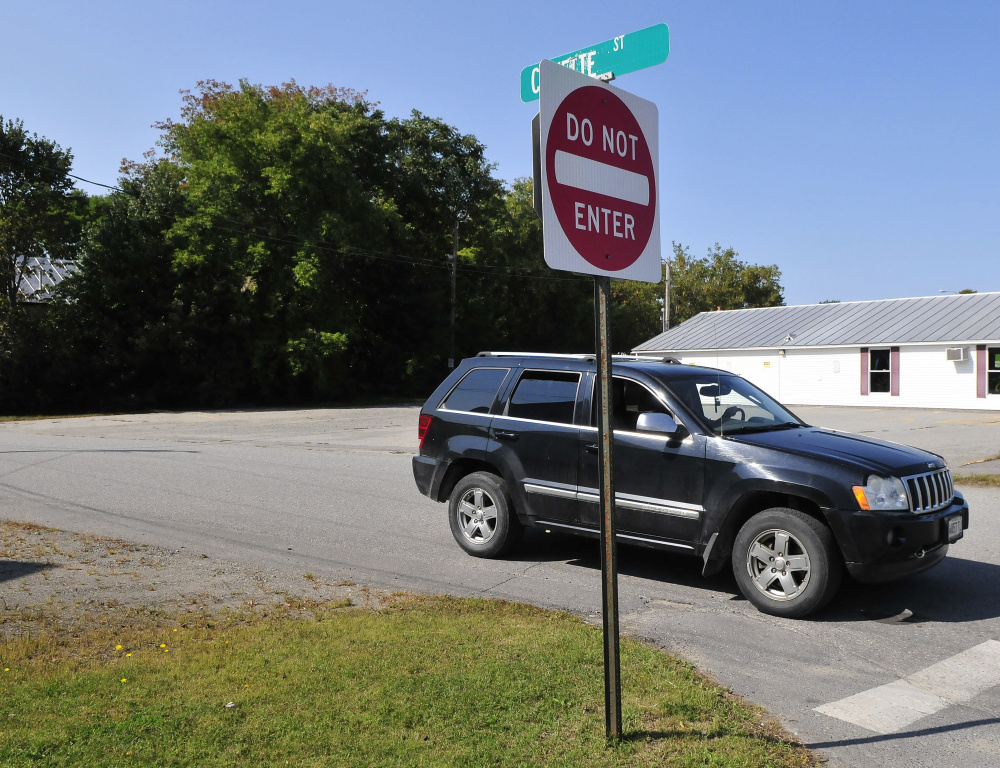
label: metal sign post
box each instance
[534,47,664,744]
[593,274,622,738]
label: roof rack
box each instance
[476,351,651,362]
[477,351,594,359]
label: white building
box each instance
[633,293,1000,410]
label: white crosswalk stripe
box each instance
[815,640,1000,734]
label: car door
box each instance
[579,375,706,548]
[487,368,584,526]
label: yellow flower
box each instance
[173,629,178,632]
[164,649,169,653]
[160,644,166,648]
[3,668,9,672]
[121,678,127,683]
[116,645,123,650]
[126,653,132,657]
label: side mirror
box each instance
[636,412,683,436]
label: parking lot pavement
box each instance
[0,404,997,768]
[792,405,1000,474]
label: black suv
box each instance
[412,353,970,617]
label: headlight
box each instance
[853,475,909,511]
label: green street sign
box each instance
[520,23,669,103]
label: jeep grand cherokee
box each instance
[412,353,970,618]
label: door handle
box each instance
[585,443,598,454]
[494,430,519,441]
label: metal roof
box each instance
[18,257,77,303]
[633,292,1000,352]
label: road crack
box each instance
[480,561,546,594]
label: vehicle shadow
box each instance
[821,555,1000,624]
[512,530,1000,623]
[0,559,57,584]
[510,528,740,596]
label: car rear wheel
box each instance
[448,472,521,558]
[732,507,842,618]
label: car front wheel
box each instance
[732,507,842,618]
[448,472,521,558]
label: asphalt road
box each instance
[1,404,998,768]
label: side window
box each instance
[592,377,669,432]
[990,348,1000,395]
[870,349,891,393]
[440,368,510,414]
[507,371,581,424]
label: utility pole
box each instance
[663,255,671,332]
[448,219,458,368]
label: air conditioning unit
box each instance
[946,347,969,362]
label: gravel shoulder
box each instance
[0,519,371,639]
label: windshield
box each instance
[654,372,804,436]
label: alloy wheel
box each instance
[745,528,812,601]
[457,487,498,544]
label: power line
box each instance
[0,148,591,284]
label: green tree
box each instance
[357,111,505,390]
[458,177,672,356]
[0,118,88,415]
[667,242,784,326]
[458,178,593,355]
[0,117,82,311]
[610,278,663,352]
[152,80,396,403]
[48,158,189,410]
[143,79,510,403]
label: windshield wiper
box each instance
[722,421,802,435]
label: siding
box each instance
[638,345,997,410]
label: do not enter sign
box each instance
[547,86,655,270]
[539,59,660,283]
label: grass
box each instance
[0,413,109,423]
[0,595,816,767]
[953,473,1000,487]
[960,453,1000,468]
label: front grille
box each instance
[903,468,954,513]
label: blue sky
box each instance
[3,1,998,305]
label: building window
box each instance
[870,349,891,393]
[990,348,1000,395]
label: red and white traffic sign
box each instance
[539,59,660,283]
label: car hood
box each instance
[727,426,946,477]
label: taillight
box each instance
[418,414,433,451]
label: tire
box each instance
[448,472,522,558]
[732,507,842,619]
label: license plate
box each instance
[946,514,963,543]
